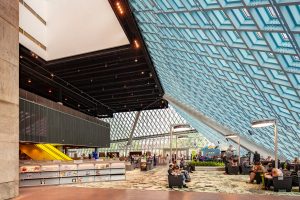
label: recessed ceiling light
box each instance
[20,56,23,59]
[134,40,140,48]
[134,58,138,62]
[78,104,80,107]
[51,73,54,77]
[141,71,144,75]
[64,98,68,101]
[48,89,52,93]
[149,73,152,77]
[27,79,31,83]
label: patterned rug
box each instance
[67,166,300,196]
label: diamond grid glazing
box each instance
[129,0,300,159]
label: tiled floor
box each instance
[69,166,300,196]
[16,166,300,200]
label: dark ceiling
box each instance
[19,0,167,118]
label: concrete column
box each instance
[0,0,19,199]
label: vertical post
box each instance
[175,135,178,160]
[238,136,240,164]
[274,121,278,169]
[170,125,173,160]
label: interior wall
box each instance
[0,0,19,199]
[19,1,47,59]
[46,0,129,60]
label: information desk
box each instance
[19,161,125,187]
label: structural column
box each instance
[0,0,19,199]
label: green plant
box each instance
[187,161,225,167]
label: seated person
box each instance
[230,158,238,167]
[171,165,188,188]
[179,158,185,168]
[168,163,174,175]
[264,168,283,190]
[248,162,265,183]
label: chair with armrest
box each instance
[228,164,239,175]
[168,174,183,188]
[273,176,293,192]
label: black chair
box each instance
[291,171,299,186]
[228,165,239,175]
[168,175,183,188]
[273,176,293,192]
[254,172,262,184]
[241,165,251,175]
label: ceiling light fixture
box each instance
[27,79,31,83]
[20,56,23,59]
[134,40,140,48]
[141,71,144,75]
[116,2,124,15]
[134,58,138,62]
[48,89,52,93]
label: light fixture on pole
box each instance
[251,119,278,168]
[225,134,240,164]
[169,124,191,161]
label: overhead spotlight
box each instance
[31,52,35,57]
[134,58,138,62]
[51,73,54,78]
[20,56,23,59]
[133,40,140,48]
[48,89,52,93]
[27,79,31,83]
[35,55,38,59]
[116,2,124,15]
[149,73,152,77]
[78,104,80,107]
[64,98,68,101]
[141,71,144,75]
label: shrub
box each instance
[188,161,225,167]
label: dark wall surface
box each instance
[20,98,110,147]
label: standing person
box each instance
[166,154,170,164]
[253,151,260,163]
[153,154,157,166]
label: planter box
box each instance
[195,166,224,171]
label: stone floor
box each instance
[67,166,300,196]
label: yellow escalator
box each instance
[41,144,72,161]
[20,144,72,161]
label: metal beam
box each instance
[164,94,286,161]
[112,129,197,143]
[127,111,141,146]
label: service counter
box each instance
[19,160,126,187]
